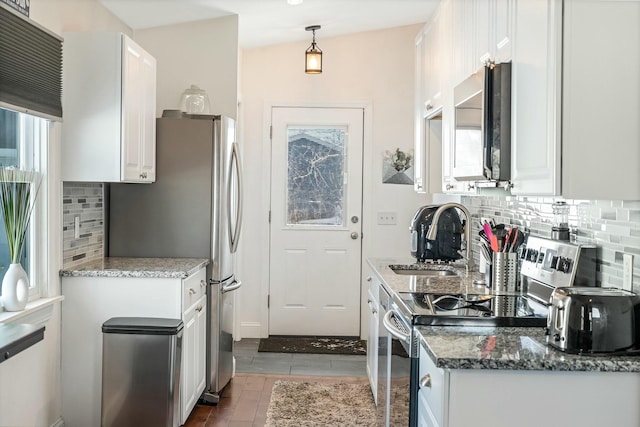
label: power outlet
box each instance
[623,253,634,291]
[377,212,397,225]
[74,215,80,239]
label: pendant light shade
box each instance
[305,25,322,74]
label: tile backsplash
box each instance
[462,195,640,292]
[62,183,104,269]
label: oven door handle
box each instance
[383,309,411,344]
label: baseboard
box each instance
[50,417,64,427]
[238,321,262,339]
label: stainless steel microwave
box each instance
[452,62,511,182]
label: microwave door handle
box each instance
[483,64,493,179]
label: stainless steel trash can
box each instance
[101,317,183,427]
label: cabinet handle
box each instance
[189,288,196,295]
[467,183,476,191]
[503,181,514,191]
[420,374,432,388]
[367,299,378,315]
[425,102,433,111]
[366,276,372,282]
[196,305,203,312]
[200,280,206,288]
[445,183,454,190]
[139,172,148,179]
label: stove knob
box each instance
[553,333,561,342]
[559,257,572,273]
[551,255,560,270]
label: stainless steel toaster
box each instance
[547,287,640,354]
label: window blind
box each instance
[0,4,62,119]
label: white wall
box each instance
[135,16,239,120]
[1,2,131,426]
[237,24,429,338]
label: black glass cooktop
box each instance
[397,292,549,327]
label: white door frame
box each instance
[259,100,374,339]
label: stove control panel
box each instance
[520,236,597,290]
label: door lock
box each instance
[351,216,359,224]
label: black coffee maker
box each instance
[410,205,463,262]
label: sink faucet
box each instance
[425,202,475,274]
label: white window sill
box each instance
[0,296,64,326]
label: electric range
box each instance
[395,292,549,327]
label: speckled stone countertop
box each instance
[368,257,520,296]
[415,326,640,372]
[369,257,640,372]
[59,257,209,279]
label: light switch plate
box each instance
[377,212,397,225]
[74,215,80,239]
[623,253,634,291]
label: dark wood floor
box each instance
[183,373,369,427]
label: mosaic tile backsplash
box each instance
[62,183,104,269]
[462,195,640,292]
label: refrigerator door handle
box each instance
[227,142,243,254]
[221,279,242,294]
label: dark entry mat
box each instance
[258,335,407,356]
[259,335,366,355]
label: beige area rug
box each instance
[265,380,377,426]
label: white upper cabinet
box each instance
[414,1,451,194]
[62,32,157,183]
[560,0,640,200]
[510,0,562,196]
[493,0,514,63]
[511,0,639,199]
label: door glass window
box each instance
[286,126,347,226]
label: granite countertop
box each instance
[369,257,640,373]
[368,257,519,296]
[59,257,210,279]
[415,325,640,373]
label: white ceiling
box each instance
[99,0,439,48]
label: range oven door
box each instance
[382,303,414,427]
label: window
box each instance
[286,126,347,226]
[0,107,48,300]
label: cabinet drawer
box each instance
[418,389,441,427]
[419,342,446,426]
[182,268,206,311]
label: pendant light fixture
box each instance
[305,25,322,74]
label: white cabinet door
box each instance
[473,0,492,67]
[510,0,562,196]
[366,287,378,404]
[561,0,640,200]
[493,0,514,63]
[62,32,156,183]
[414,31,428,193]
[180,277,207,424]
[195,295,207,399]
[180,303,197,425]
[122,36,157,182]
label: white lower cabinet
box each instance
[180,294,206,425]
[366,287,379,404]
[365,268,380,405]
[418,338,640,427]
[61,266,207,427]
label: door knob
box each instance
[350,232,359,240]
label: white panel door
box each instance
[269,107,364,336]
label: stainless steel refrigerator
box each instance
[108,112,243,403]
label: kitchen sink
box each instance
[388,265,459,277]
